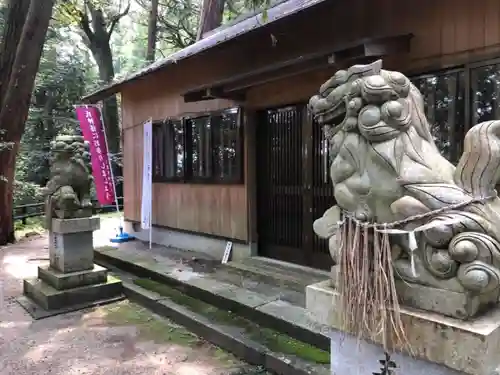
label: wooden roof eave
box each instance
[182,33,414,103]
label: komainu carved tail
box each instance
[454,120,500,197]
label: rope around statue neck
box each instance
[338,193,497,277]
[342,194,497,231]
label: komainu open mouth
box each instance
[309,94,347,133]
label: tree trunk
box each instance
[81,3,127,199]
[0,0,31,103]
[0,0,56,245]
[91,41,120,155]
[88,39,123,197]
[0,143,18,244]
[146,0,159,62]
[39,92,55,186]
[196,0,225,40]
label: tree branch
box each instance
[85,1,106,41]
[78,6,94,43]
[107,0,131,37]
[78,29,92,48]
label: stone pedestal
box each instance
[18,217,124,319]
[306,280,500,375]
[330,264,492,320]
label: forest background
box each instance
[0,0,262,244]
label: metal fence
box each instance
[13,197,124,225]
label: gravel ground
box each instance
[0,233,261,375]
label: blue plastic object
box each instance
[110,226,135,243]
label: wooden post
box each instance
[21,206,27,225]
[244,109,258,245]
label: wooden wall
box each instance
[121,71,248,241]
[245,0,500,108]
[121,0,500,242]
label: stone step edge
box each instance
[122,280,331,375]
[223,260,326,293]
[94,249,330,352]
[233,256,330,281]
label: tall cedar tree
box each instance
[0,0,56,245]
[146,0,159,62]
[196,0,225,40]
[72,1,130,198]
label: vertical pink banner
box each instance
[75,105,116,205]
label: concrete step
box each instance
[94,247,332,352]
[107,266,331,375]
[225,256,330,294]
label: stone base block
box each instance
[49,230,94,273]
[306,280,500,375]
[395,279,498,320]
[330,265,497,320]
[51,216,100,234]
[23,275,122,312]
[38,264,107,290]
[17,293,125,320]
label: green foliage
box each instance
[16,26,93,189]
[0,2,6,26]
[56,0,121,25]
[242,0,271,20]
[111,14,148,77]
[12,180,44,207]
[12,0,263,207]
[134,0,199,54]
[14,216,44,234]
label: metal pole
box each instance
[147,117,153,249]
[149,220,152,249]
[93,104,122,225]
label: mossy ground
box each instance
[15,217,45,240]
[101,300,247,368]
[102,300,200,346]
[134,278,330,364]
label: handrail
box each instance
[12,197,124,224]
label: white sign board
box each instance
[141,118,153,233]
[222,241,233,264]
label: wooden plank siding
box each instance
[121,0,500,242]
[121,84,246,240]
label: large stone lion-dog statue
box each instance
[310,59,500,319]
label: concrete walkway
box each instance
[0,222,259,375]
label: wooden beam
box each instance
[182,50,334,102]
[183,87,246,103]
[224,56,330,92]
[329,34,413,64]
[182,33,413,103]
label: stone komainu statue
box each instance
[309,60,500,323]
[43,135,94,229]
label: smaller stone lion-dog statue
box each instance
[42,135,94,230]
